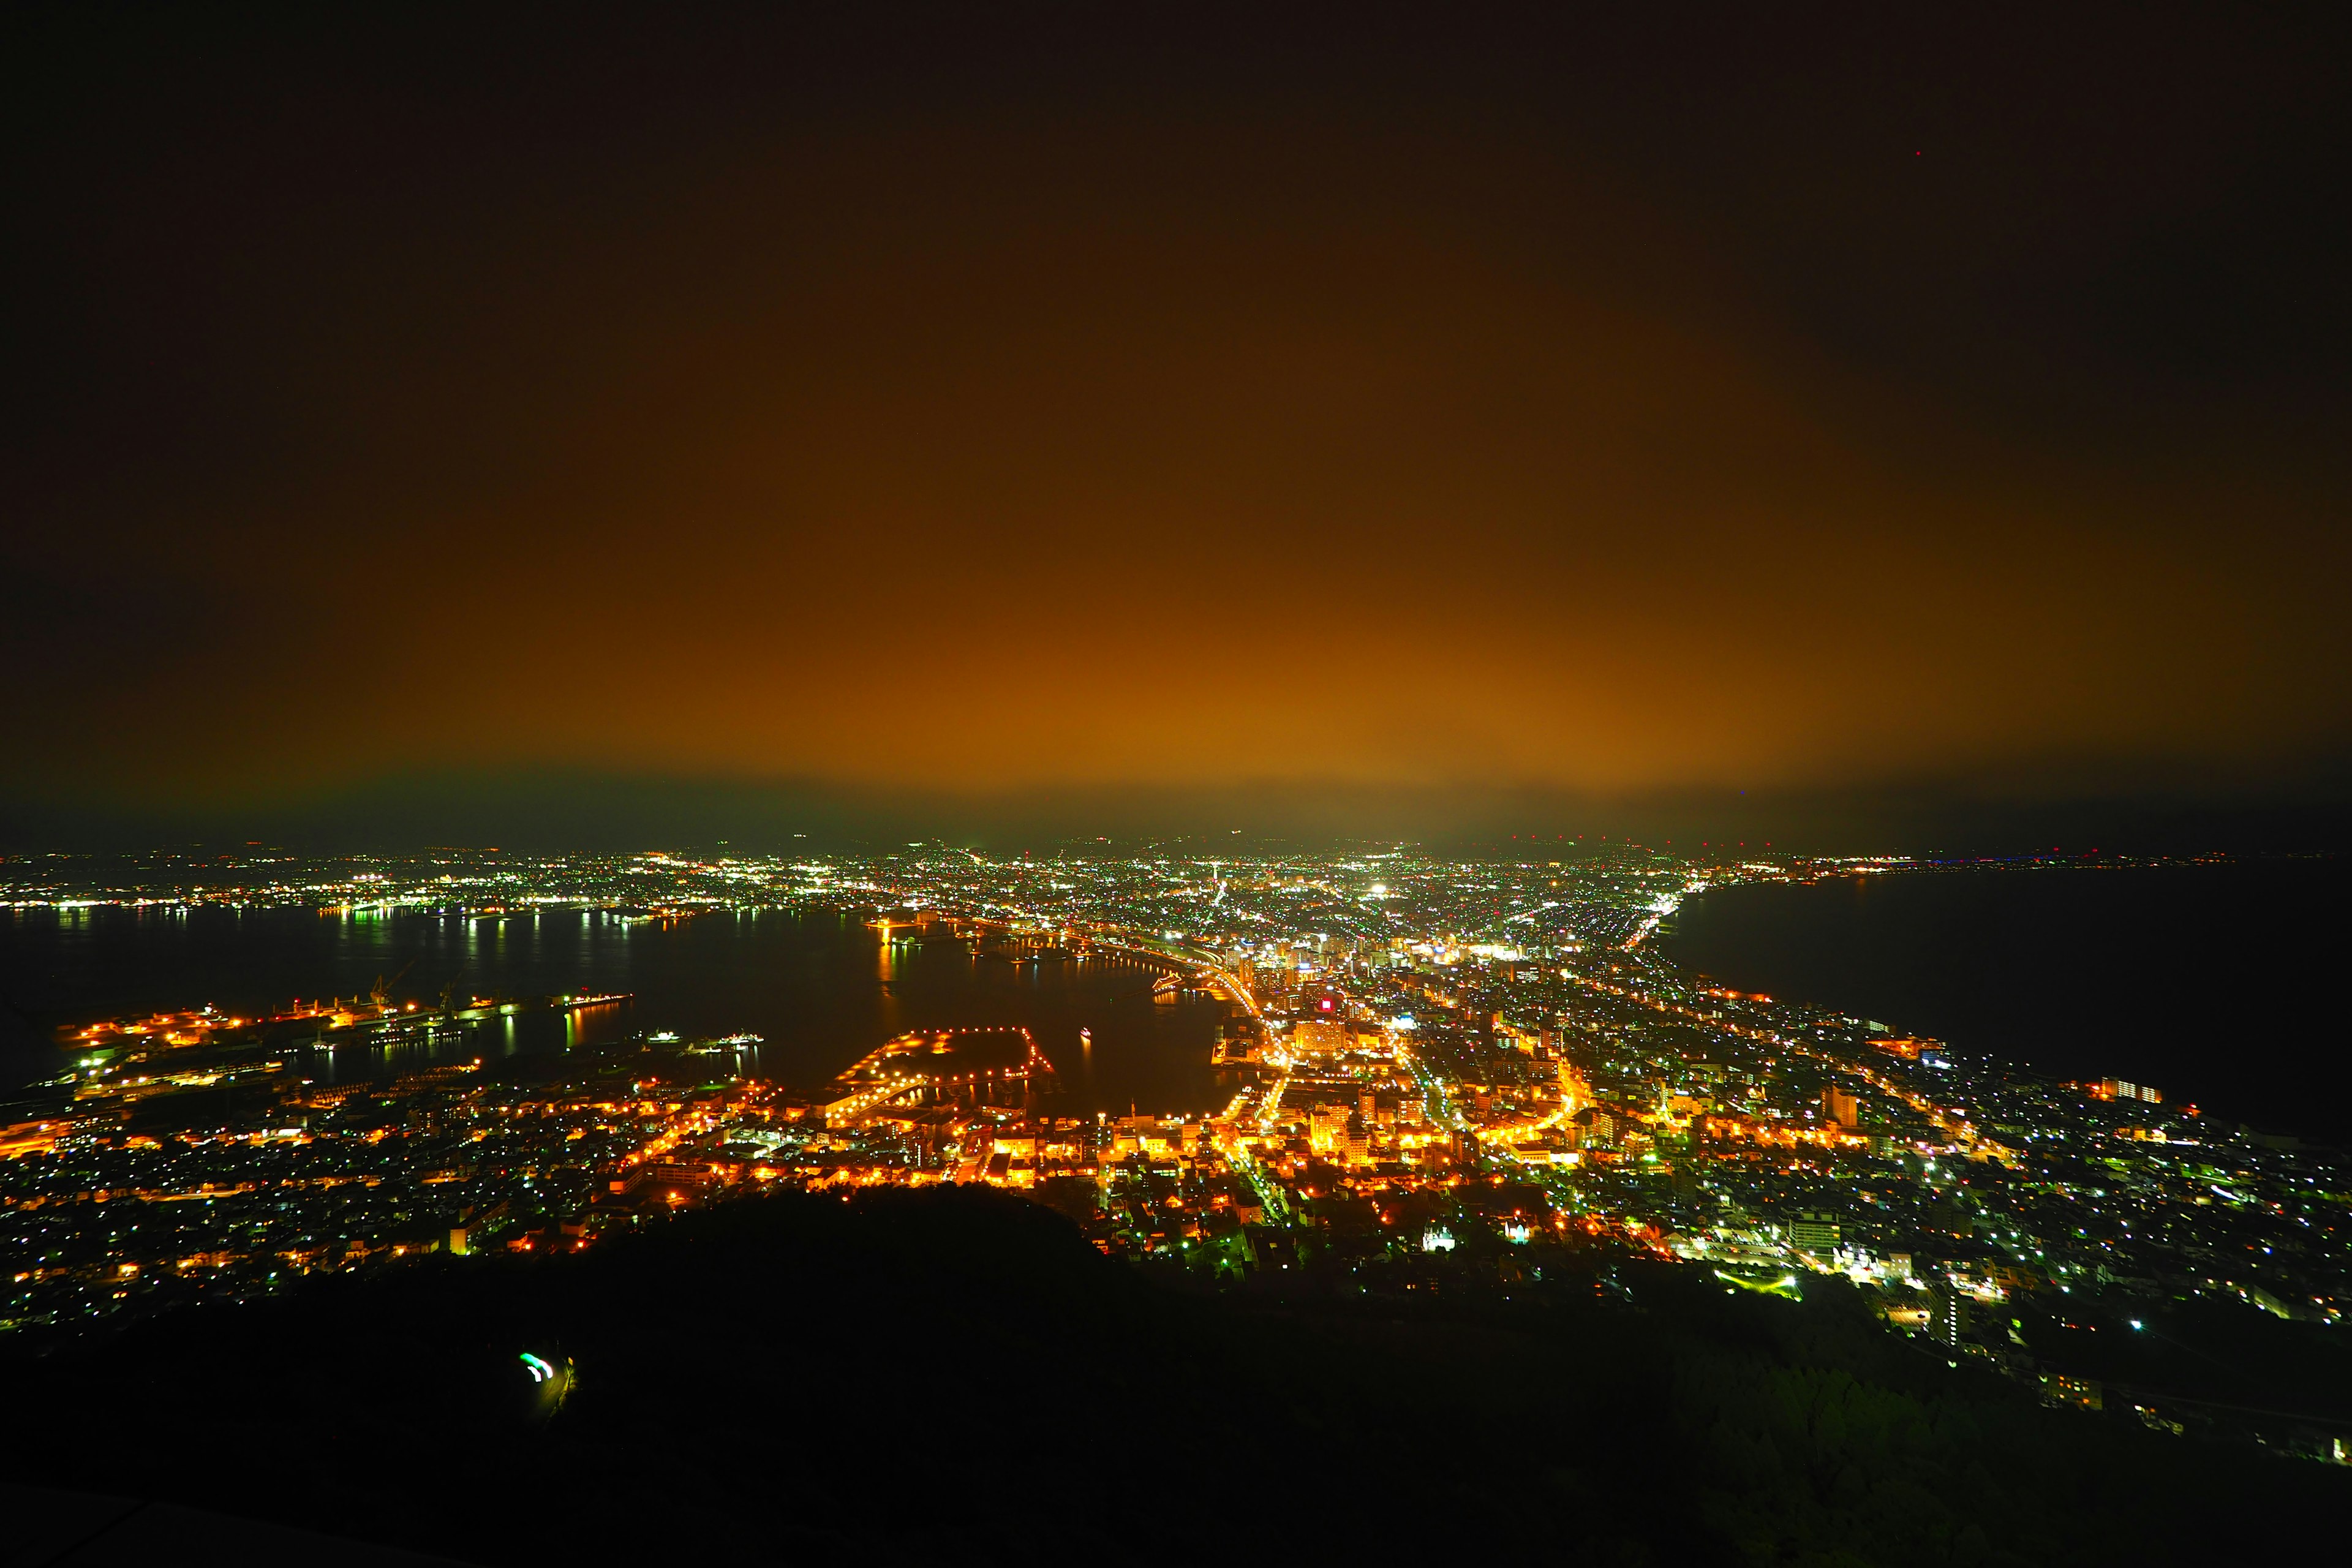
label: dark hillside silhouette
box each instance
[5,1188,2343,1565]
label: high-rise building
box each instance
[1822,1087,1861,1128]
[1926,1284,1969,1348]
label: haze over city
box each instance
[7,6,2347,851]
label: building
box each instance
[1291,1019,1350,1059]
[1308,1103,1351,1156]
[1789,1211,1840,1251]
[1926,1284,1969,1348]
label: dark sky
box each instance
[6,4,2348,846]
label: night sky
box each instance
[7,5,2348,846]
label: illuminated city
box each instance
[6,843,2344,1468]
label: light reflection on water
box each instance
[1,906,1230,1115]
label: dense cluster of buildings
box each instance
[3,843,2344,1455]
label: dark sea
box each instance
[1660,859,2352,1139]
[0,907,1231,1117]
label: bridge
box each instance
[1079,930,1261,1019]
[944,917,1261,1017]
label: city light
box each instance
[0,840,2333,1457]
